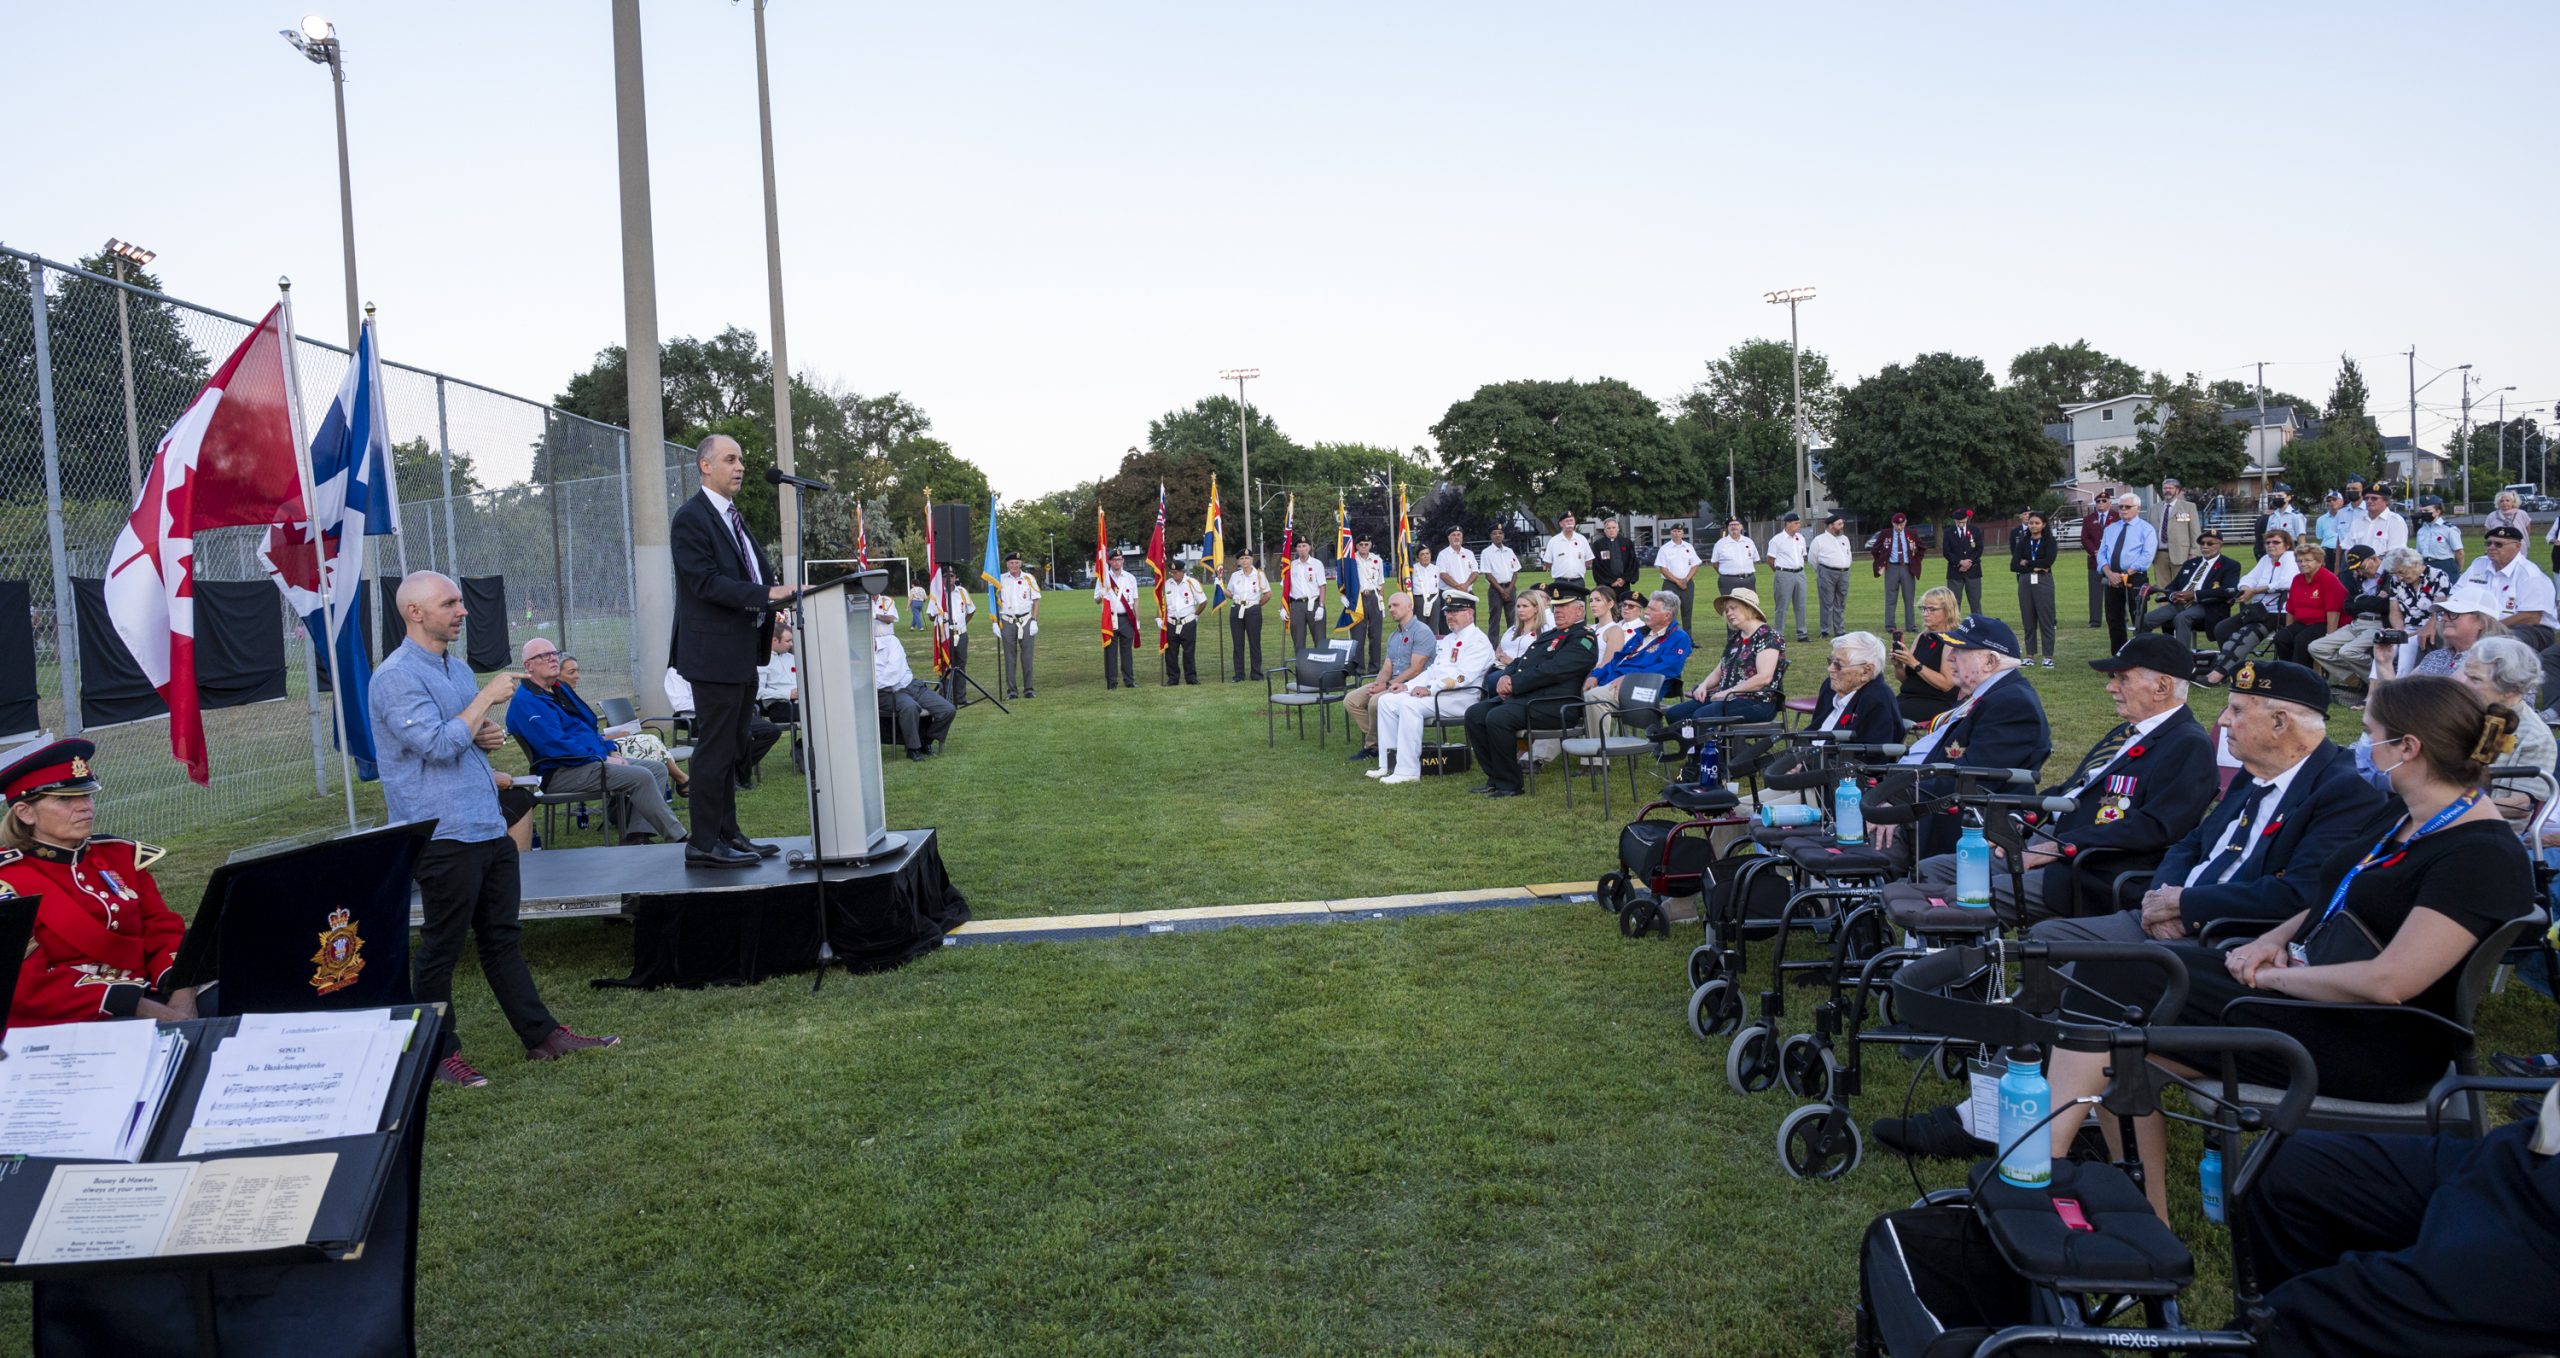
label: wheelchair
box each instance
[1600,715,1791,940]
[1850,938,2320,1357]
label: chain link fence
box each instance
[1,244,679,848]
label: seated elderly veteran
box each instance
[2304,545,2391,690]
[1718,632,1904,841]
[1373,595,1496,784]
[873,596,956,759]
[1463,591,1599,798]
[1344,592,1438,764]
[1911,634,2216,923]
[0,740,193,1027]
[2140,528,2242,650]
[504,637,688,845]
[1576,590,1694,739]
[1868,615,2052,863]
[1659,587,1786,726]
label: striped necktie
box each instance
[2065,721,2134,792]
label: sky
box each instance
[7,1,2554,494]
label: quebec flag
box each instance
[260,318,399,780]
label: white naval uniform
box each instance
[1376,624,1497,776]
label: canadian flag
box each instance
[103,305,307,784]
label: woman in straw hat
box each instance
[1661,586,1787,726]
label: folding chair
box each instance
[1265,652,1351,747]
[1557,673,1670,814]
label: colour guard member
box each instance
[1095,549,1142,690]
[1161,562,1207,686]
[1227,551,1271,681]
[1347,534,1387,670]
[1286,538,1331,656]
[994,549,1041,699]
[1651,520,1701,633]
[0,740,192,1027]
[1436,526,1479,633]
[1479,524,1522,625]
[1544,511,1594,600]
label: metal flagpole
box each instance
[276,281,361,831]
[365,304,407,576]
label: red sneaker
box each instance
[436,1053,490,1087]
[525,1025,623,1062]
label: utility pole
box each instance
[1221,368,1260,558]
[104,238,155,500]
[611,0,676,717]
[2406,347,2418,456]
[750,0,799,584]
[2460,370,2475,511]
[2256,360,2268,496]
[1764,287,1817,516]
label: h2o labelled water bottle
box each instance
[1997,1044,2053,1190]
[1834,776,1865,843]
[2198,1147,2226,1224]
[1695,728,1723,787]
[1757,804,1822,828]
[1955,809,1992,907]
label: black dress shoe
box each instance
[1486,787,1524,798]
[619,832,657,846]
[1469,783,1499,794]
[908,748,929,761]
[1348,745,1378,761]
[1873,1106,1993,1162]
[723,833,781,859]
[1024,689,1035,698]
[684,844,760,870]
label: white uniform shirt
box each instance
[756,652,797,703]
[1812,529,1855,569]
[1545,530,1593,583]
[1286,557,1329,614]
[1765,530,1808,570]
[1710,536,1760,575]
[1162,575,1206,624]
[1410,562,1443,606]
[662,666,696,713]
[872,628,916,690]
[1652,537,1701,583]
[2332,504,2368,543]
[1355,552,1387,596]
[2236,554,2300,600]
[1095,568,1141,625]
[1436,546,1478,590]
[1478,542,1521,585]
[1226,567,1270,608]
[996,571,1042,617]
[2359,510,2410,554]
[2457,554,2559,620]
[1409,624,1496,693]
[930,583,974,631]
[2187,754,2310,887]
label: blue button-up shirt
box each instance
[504,681,614,776]
[1591,625,1695,686]
[2097,514,2159,574]
[1380,616,1436,678]
[369,639,506,843]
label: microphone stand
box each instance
[768,478,837,995]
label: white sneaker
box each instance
[1365,766,1391,779]
[1380,772,1420,785]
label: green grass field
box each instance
[10,561,2550,1356]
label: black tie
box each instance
[2199,780,2276,885]
[2108,522,2128,571]
[2067,721,2135,790]
[726,503,761,584]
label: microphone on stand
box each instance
[764,466,832,492]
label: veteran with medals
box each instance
[0,739,193,1027]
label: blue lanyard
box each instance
[2317,790,2481,929]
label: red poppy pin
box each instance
[2125,744,2146,759]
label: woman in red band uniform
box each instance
[0,739,193,1027]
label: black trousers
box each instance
[2239,1121,2560,1358]
[412,836,556,1049]
[939,635,969,704]
[2269,620,2326,664]
[1231,603,1263,679]
[1104,628,1136,688]
[1464,695,1565,791]
[2102,574,2147,653]
[1163,620,1198,683]
[686,677,753,850]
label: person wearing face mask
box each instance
[2254,487,2309,558]
[2414,496,2464,582]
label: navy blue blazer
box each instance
[1916,669,2053,859]
[2154,739,2387,932]
[1811,679,1904,748]
[2035,706,2218,906]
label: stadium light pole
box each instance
[279,15,362,347]
[1222,368,1260,556]
[105,238,156,500]
[747,0,801,584]
[1764,287,1817,518]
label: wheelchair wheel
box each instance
[1687,978,1741,1040]
[1777,1103,1863,1181]
[1686,943,1722,989]
[1778,1033,1838,1102]
[1597,871,1629,914]
[1619,896,1666,939]
[1726,1023,1779,1096]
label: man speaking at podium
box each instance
[671,435,797,869]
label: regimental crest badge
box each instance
[68,757,89,779]
[310,907,366,996]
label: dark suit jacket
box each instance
[671,490,781,684]
[1916,669,2052,859]
[2160,554,2243,613]
[2037,707,2217,906]
[2153,740,2386,932]
[1941,524,1982,579]
[1811,679,1903,747]
[1592,539,1637,592]
[1492,624,1600,709]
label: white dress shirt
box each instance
[1545,531,1594,582]
[1765,531,1808,570]
[2457,554,2558,619]
[931,583,974,631]
[1898,667,2016,765]
[872,628,916,689]
[1436,546,1478,590]
[755,652,797,704]
[701,486,761,585]
[1226,567,1270,607]
[996,571,1042,617]
[2235,554,2300,599]
[2359,509,2410,554]
[1811,530,1856,570]
[1356,552,1388,595]
[1478,543,1521,584]
[1286,557,1328,613]
[1652,538,1700,583]
[1409,624,1496,693]
[2056,705,2180,803]
[2186,753,2310,887]
[1710,536,1761,575]
[1095,568,1141,623]
[1410,562,1443,606]
[1162,575,1206,624]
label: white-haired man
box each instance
[2096,492,2159,653]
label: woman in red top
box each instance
[2270,542,2348,664]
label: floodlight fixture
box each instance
[104,238,156,268]
[1763,286,1816,304]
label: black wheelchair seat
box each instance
[1881,882,2006,936]
[1965,1159,2194,1296]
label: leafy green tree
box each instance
[4,254,212,507]
[2096,378,2249,492]
[1670,338,1840,519]
[1430,378,1687,530]
[391,435,481,505]
[1829,353,2058,518]
[2280,356,2389,496]
[2006,340,2147,424]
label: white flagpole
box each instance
[277,281,361,832]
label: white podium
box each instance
[793,574,902,864]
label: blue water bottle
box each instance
[1695,727,1723,787]
[1997,1044,2053,1189]
[2198,1147,2225,1224]
[1834,777,1865,844]
[1757,804,1822,828]
[1955,809,1992,908]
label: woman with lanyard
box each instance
[2010,509,2061,667]
[1890,587,1963,723]
[2046,672,2533,1221]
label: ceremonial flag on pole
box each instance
[856,503,870,568]
[980,492,1003,589]
[923,488,950,674]
[1394,483,1412,583]
[1333,492,1364,629]
[1203,476,1227,611]
[103,304,306,785]
[1276,494,1297,618]
[259,315,397,780]
[1096,503,1113,648]
[1147,482,1171,653]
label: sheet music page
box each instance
[0,1022,161,1161]
[158,1152,336,1256]
[179,1031,381,1155]
[12,1163,196,1264]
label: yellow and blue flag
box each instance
[980,492,1002,589]
[1204,476,1227,610]
[1334,493,1364,629]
